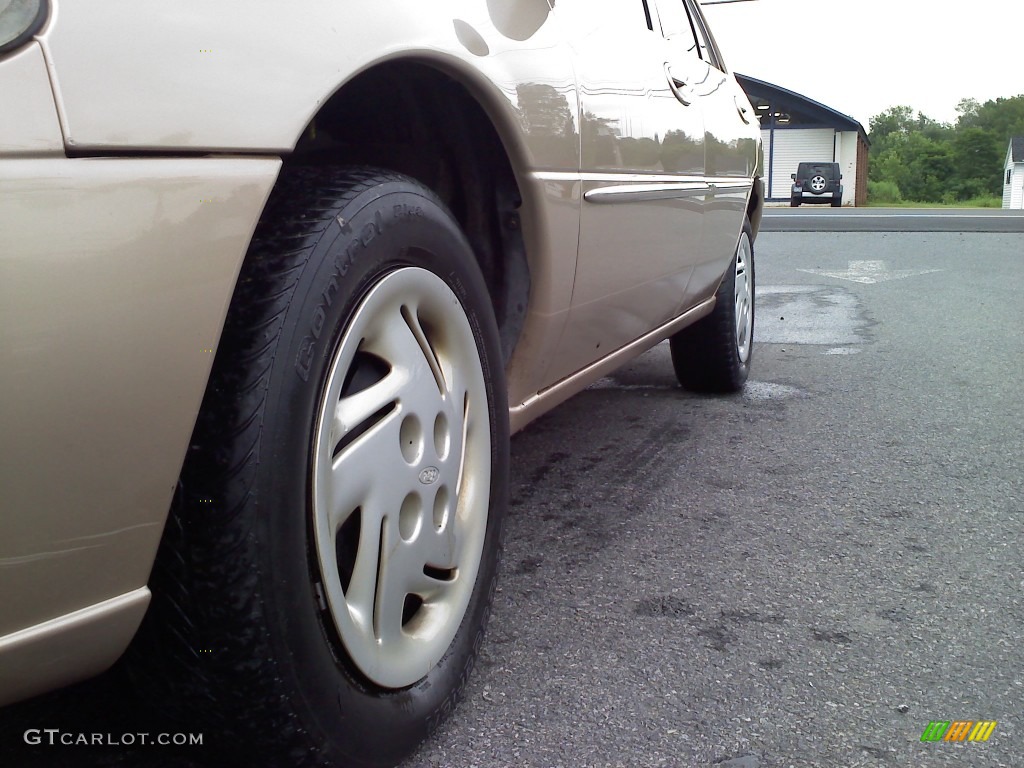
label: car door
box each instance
[661,0,760,304]
[542,0,706,385]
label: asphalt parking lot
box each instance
[3,213,1022,768]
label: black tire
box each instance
[129,167,509,768]
[831,194,842,208]
[809,174,828,194]
[670,219,754,393]
[790,196,801,207]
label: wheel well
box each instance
[287,61,529,364]
[747,176,765,239]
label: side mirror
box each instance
[790,173,796,180]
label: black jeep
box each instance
[791,162,843,207]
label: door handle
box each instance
[665,63,692,106]
[734,95,751,124]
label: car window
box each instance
[641,0,654,30]
[562,1,661,41]
[654,0,701,58]
[681,0,726,71]
[799,163,837,177]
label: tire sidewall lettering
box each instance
[294,210,387,381]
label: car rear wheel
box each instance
[670,219,754,393]
[790,196,801,207]
[831,194,842,208]
[131,167,509,768]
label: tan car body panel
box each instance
[540,0,707,383]
[1,0,760,705]
[0,591,150,706]
[38,0,570,155]
[0,157,280,703]
[0,43,63,155]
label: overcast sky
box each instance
[704,0,1023,129]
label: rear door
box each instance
[659,0,760,304]
[542,0,706,385]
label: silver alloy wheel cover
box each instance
[810,175,827,192]
[311,267,491,689]
[734,233,753,364]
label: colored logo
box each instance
[920,721,997,742]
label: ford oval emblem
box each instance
[418,467,440,485]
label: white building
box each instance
[736,74,869,207]
[1003,137,1024,209]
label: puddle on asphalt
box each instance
[758,285,868,350]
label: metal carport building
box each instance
[736,74,869,206]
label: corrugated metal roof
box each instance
[735,73,869,145]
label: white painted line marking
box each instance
[768,213,1016,218]
[797,260,942,284]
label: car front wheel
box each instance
[133,168,509,768]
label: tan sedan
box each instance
[0,0,762,765]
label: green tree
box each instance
[895,133,955,202]
[869,146,905,185]
[868,105,916,157]
[869,105,916,140]
[868,94,1024,203]
[867,179,902,204]
[915,113,953,144]
[955,98,981,128]
[964,95,1024,141]
[951,127,1002,197]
